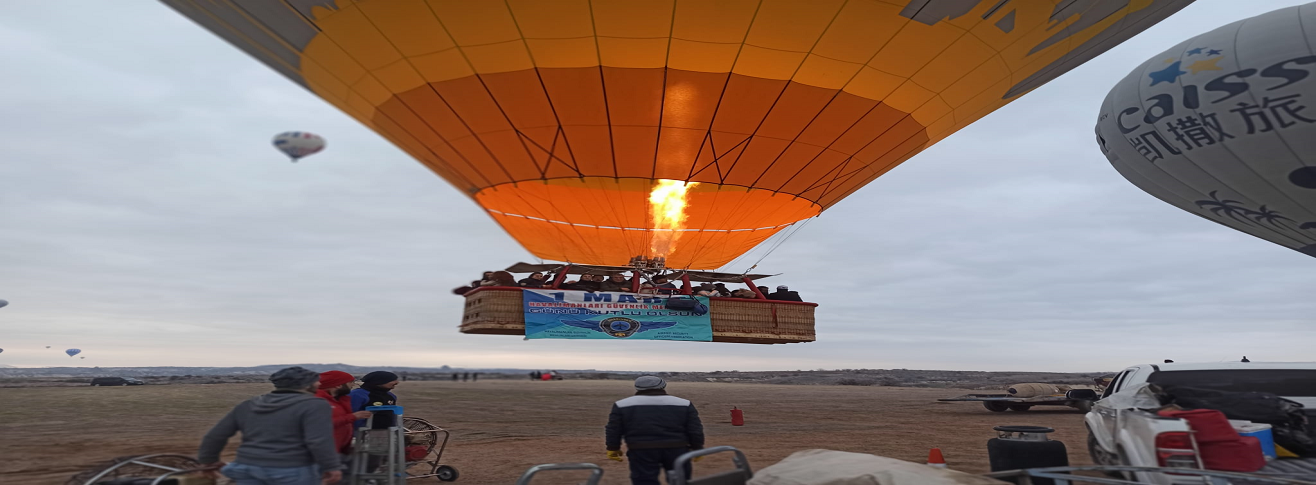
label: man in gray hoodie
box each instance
[198,366,342,484]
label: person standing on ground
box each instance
[351,371,399,430]
[198,366,342,485]
[605,376,704,485]
[317,371,371,460]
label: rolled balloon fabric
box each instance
[1097,3,1316,258]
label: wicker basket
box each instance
[460,288,815,344]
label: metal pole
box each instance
[742,277,766,299]
[550,265,571,289]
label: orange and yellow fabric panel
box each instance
[165,0,1192,269]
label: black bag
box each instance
[664,295,708,316]
[1163,386,1315,457]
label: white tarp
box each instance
[747,449,1006,485]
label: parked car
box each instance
[1084,361,1316,484]
[90,377,145,386]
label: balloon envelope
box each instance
[1097,3,1316,258]
[0,299,7,309]
[65,348,81,357]
[272,131,325,160]
[169,0,1191,268]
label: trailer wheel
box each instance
[983,401,1010,412]
[1073,400,1093,413]
[1007,404,1032,412]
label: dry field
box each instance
[0,380,1093,484]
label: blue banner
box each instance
[523,290,713,341]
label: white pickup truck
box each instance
[1084,361,1316,484]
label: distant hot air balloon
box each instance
[80,356,86,359]
[0,348,4,354]
[0,299,7,309]
[45,346,51,349]
[168,0,1192,269]
[272,131,326,161]
[65,348,81,357]
[1097,3,1316,258]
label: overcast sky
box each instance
[2,1,1313,372]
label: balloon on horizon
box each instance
[1097,2,1316,259]
[165,0,1194,269]
[272,131,326,161]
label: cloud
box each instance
[0,1,1312,372]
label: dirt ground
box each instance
[0,380,1093,484]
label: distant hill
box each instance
[0,363,608,378]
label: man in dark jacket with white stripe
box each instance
[605,376,704,485]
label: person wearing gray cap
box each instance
[767,285,802,302]
[197,366,343,485]
[605,376,705,485]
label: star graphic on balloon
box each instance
[1207,49,1223,56]
[1187,57,1224,74]
[1148,61,1187,85]
[1186,47,1204,55]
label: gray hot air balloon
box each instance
[1096,3,1316,258]
[0,299,8,309]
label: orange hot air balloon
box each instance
[165,0,1192,269]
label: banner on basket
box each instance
[522,290,713,341]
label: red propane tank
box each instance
[731,407,744,426]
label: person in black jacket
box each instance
[605,376,704,485]
[767,285,803,302]
[519,272,547,288]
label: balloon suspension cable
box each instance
[740,217,816,274]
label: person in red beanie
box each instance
[317,371,371,460]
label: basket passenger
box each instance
[599,273,631,292]
[767,285,803,302]
[519,272,547,288]
[605,376,705,485]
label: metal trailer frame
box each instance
[667,447,754,485]
[74,454,204,485]
[514,463,605,485]
[984,465,1316,484]
[516,447,1314,485]
[938,393,1095,413]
